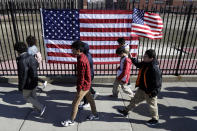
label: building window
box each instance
[129,0,140,2]
[87,0,105,2]
[154,0,164,4]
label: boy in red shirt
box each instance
[61,41,99,127]
[110,47,134,98]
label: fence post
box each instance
[8,1,18,43]
[132,0,135,9]
[175,4,193,76]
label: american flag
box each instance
[41,9,139,64]
[131,8,163,39]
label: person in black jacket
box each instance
[14,42,46,116]
[117,49,162,126]
[79,42,99,109]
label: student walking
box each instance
[79,42,99,109]
[117,37,132,85]
[117,49,162,126]
[110,47,134,98]
[14,42,46,116]
[117,37,130,53]
[26,35,47,89]
[61,41,99,127]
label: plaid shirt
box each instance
[77,53,91,91]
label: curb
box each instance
[0,75,197,84]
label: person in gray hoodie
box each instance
[26,35,47,89]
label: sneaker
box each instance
[93,92,99,99]
[128,93,134,98]
[61,120,75,127]
[117,109,129,117]
[31,108,40,115]
[43,81,47,89]
[146,119,159,126]
[78,103,83,109]
[36,87,43,93]
[40,106,46,116]
[86,114,99,120]
[83,103,90,108]
[79,103,90,109]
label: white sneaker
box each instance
[93,92,99,99]
[128,93,135,98]
[61,120,75,127]
[79,103,90,109]
[78,104,83,109]
[43,81,47,89]
[40,106,46,116]
[83,103,90,108]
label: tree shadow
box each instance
[92,83,113,88]
[0,82,17,88]
[0,90,26,105]
[78,106,131,123]
[96,94,130,102]
[161,86,197,102]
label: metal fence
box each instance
[0,1,197,76]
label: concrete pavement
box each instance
[0,82,197,131]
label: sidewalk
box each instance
[0,82,197,131]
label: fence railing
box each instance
[0,1,197,76]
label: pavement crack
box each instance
[18,91,42,131]
[120,92,133,131]
[18,110,32,131]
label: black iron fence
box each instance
[0,1,197,76]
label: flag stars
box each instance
[42,9,80,40]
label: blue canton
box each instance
[132,8,144,25]
[42,9,80,40]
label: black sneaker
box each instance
[146,119,159,126]
[117,109,129,117]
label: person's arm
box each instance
[35,52,42,64]
[18,64,28,91]
[77,62,86,90]
[131,58,144,68]
[147,67,162,97]
[117,59,131,82]
[29,57,38,89]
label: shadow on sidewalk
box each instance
[0,85,197,130]
[0,82,17,88]
[0,89,131,128]
[114,102,197,131]
[160,86,197,102]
